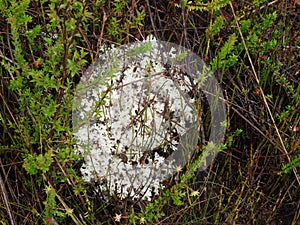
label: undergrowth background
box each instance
[0,0,299,224]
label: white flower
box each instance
[176,165,182,172]
[190,190,200,197]
[139,217,146,224]
[114,214,122,222]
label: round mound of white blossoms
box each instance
[72,36,226,200]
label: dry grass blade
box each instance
[42,174,84,225]
[229,2,300,186]
[0,166,16,225]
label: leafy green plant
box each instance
[105,0,145,42]
[0,0,90,223]
[0,0,149,223]
[130,142,227,224]
[175,0,231,11]
[23,150,54,175]
[43,185,62,221]
[210,34,238,72]
[281,153,300,174]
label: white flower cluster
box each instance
[73,36,200,200]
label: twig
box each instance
[201,90,286,159]
[0,92,30,149]
[52,155,86,207]
[95,8,107,59]
[239,0,281,20]
[146,0,159,40]
[230,106,285,154]
[229,2,300,186]
[0,49,16,66]
[0,162,17,225]
[42,174,84,225]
